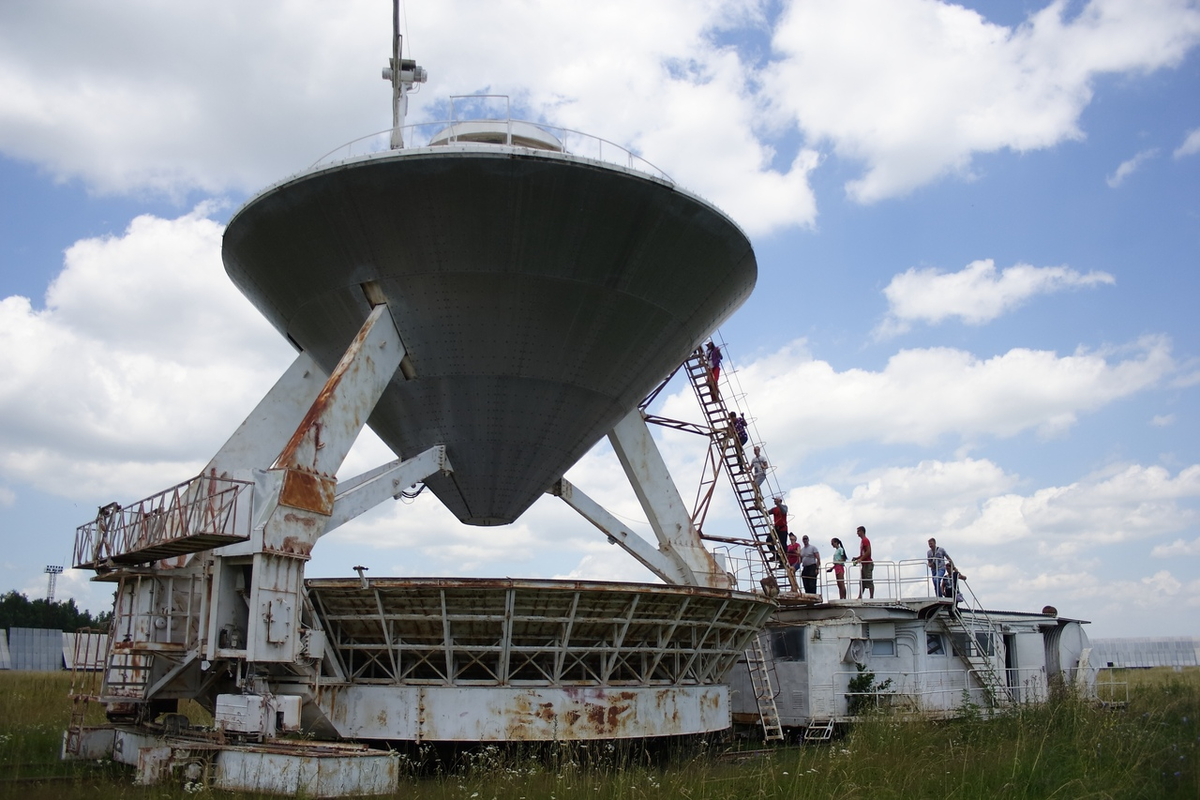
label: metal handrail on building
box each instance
[815,557,985,602]
[720,553,980,604]
[828,665,1049,717]
[309,118,673,183]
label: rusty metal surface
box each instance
[224,146,756,526]
[73,474,253,568]
[306,578,774,688]
[108,727,397,796]
[278,468,338,516]
[213,746,397,797]
[319,684,730,741]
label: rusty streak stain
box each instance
[278,536,314,556]
[274,305,386,473]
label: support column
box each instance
[247,304,408,663]
[606,408,731,589]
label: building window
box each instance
[927,633,946,656]
[770,627,806,662]
[870,639,895,657]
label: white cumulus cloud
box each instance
[1174,127,1200,158]
[687,336,1176,463]
[1,1,1198,230]
[763,0,1200,202]
[1106,148,1159,187]
[876,258,1116,336]
[0,207,294,500]
[1150,537,1200,557]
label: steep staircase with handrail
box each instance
[937,579,1010,708]
[682,347,800,592]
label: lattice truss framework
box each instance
[308,579,773,687]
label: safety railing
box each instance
[73,473,254,569]
[817,557,966,601]
[1095,667,1130,706]
[715,545,780,595]
[827,665,1050,717]
[308,118,673,183]
[719,552,973,603]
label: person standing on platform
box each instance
[799,534,821,594]
[852,525,874,599]
[828,537,848,599]
[927,537,949,597]
[786,533,800,572]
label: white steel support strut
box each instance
[607,408,731,589]
[554,407,731,590]
[326,446,451,532]
[552,478,694,585]
[203,352,330,482]
[244,303,426,663]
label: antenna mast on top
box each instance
[383,0,427,149]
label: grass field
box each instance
[0,668,1195,798]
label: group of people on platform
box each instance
[772,526,965,602]
[703,340,966,604]
[778,525,870,599]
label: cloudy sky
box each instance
[1,0,1197,639]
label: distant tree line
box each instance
[0,590,112,632]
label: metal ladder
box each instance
[65,628,109,755]
[104,647,153,703]
[682,349,799,591]
[804,718,835,742]
[744,633,784,741]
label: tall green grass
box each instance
[0,668,1195,798]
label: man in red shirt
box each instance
[768,497,788,562]
[852,525,874,599]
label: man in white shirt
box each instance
[749,446,768,488]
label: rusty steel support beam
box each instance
[204,352,329,481]
[246,304,416,664]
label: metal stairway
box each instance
[682,349,799,591]
[744,633,784,742]
[939,588,1010,708]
